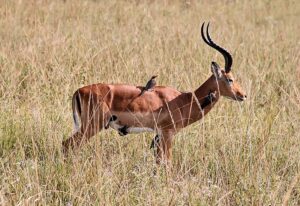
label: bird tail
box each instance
[139,88,145,96]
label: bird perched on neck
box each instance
[139,75,157,96]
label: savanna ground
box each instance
[0,0,300,205]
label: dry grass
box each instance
[0,0,300,205]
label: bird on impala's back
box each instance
[139,75,157,96]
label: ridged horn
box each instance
[201,22,233,73]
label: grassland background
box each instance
[0,0,299,205]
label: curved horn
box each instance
[201,22,233,73]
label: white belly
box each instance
[127,127,154,133]
[108,119,154,134]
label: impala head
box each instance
[201,22,247,101]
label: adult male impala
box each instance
[62,22,247,164]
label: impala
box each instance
[62,22,247,164]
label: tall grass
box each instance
[0,0,299,205]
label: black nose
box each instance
[244,95,247,98]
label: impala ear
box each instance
[211,62,222,79]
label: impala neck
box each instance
[194,75,220,102]
[175,75,220,129]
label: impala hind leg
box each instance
[62,101,110,154]
[104,115,117,129]
[62,124,102,153]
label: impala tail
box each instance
[72,91,82,132]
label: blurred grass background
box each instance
[0,0,299,205]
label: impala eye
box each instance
[226,78,233,85]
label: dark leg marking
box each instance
[105,115,117,129]
[150,134,160,149]
[118,125,129,136]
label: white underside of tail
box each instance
[73,109,80,133]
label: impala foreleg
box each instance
[150,134,160,149]
[155,130,174,166]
